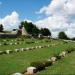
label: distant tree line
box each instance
[20,21,51,37]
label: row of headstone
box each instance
[12,66,37,75]
[48,51,66,63]
[12,50,66,75]
[24,51,66,75]
[0,44,51,55]
[0,42,21,46]
[0,40,42,46]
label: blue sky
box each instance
[0,0,51,21]
[0,0,75,38]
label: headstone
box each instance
[0,43,2,46]
[10,43,13,45]
[12,72,22,75]
[6,50,11,54]
[35,46,38,49]
[15,43,17,45]
[59,51,66,57]
[25,48,29,51]
[20,48,24,51]
[27,67,37,74]
[39,46,42,48]
[51,57,57,63]
[0,51,3,55]
[15,49,19,52]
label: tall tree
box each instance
[20,21,40,36]
[0,24,3,32]
[40,28,51,36]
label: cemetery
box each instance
[1,0,75,74]
[0,35,75,75]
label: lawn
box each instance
[37,51,75,75]
[0,38,75,75]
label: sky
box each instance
[0,0,51,21]
[0,0,75,38]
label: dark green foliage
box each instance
[3,42,8,45]
[54,53,61,60]
[25,41,32,44]
[44,61,52,67]
[0,51,4,55]
[20,21,40,36]
[0,24,3,32]
[66,47,75,53]
[71,38,75,41]
[58,32,68,39]
[32,26,40,36]
[30,61,45,71]
[40,28,51,36]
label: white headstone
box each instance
[6,50,10,54]
[12,72,22,75]
[51,57,57,62]
[27,67,37,73]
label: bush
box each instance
[66,47,75,53]
[54,53,61,60]
[44,61,52,67]
[0,51,4,55]
[26,42,31,44]
[30,61,45,71]
[3,42,8,45]
[31,41,35,43]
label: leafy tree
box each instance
[32,26,40,36]
[0,24,3,32]
[71,37,75,40]
[58,31,68,39]
[40,28,51,36]
[20,21,40,36]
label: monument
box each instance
[21,26,29,36]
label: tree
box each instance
[71,37,75,41]
[0,24,3,32]
[58,31,68,39]
[20,21,40,36]
[40,28,51,36]
[32,26,40,36]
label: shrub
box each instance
[3,42,8,45]
[54,53,61,60]
[0,51,4,55]
[17,42,19,44]
[44,61,52,67]
[31,41,35,43]
[26,42,31,44]
[66,47,75,53]
[30,61,45,71]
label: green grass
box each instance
[37,51,75,75]
[0,38,52,51]
[0,38,75,75]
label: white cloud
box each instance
[0,11,20,30]
[24,19,32,23]
[35,0,75,38]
